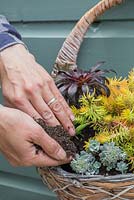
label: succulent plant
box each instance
[116,161,128,174]
[70,151,95,174]
[70,150,101,175]
[55,62,112,106]
[87,140,100,153]
[86,161,101,175]
[70,140,128,175]
[99,142,127,171]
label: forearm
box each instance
[0,15,24,51]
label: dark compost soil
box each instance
[35,118,77,157]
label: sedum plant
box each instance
[71,140,128,175]
[99,142,127,171]
[70,151,96,174]
[116,161,129,174]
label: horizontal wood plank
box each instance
[0,0,133,22]
[0,171,56,200]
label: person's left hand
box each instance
[0,44,75,135]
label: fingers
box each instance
[49,80,75,121]
[17,100,42,119]
[34,66,75,133]
[39,66,75,121]
[47,97,75,135]
[28,81,75,135]
[41,80,75,135]
[30,151,70,167]
[5,98,41,119]
[30,91,59,126]
[8,151,70,167]
[4,85,75,135]
[4,147,70,167]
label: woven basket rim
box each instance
[40,166,134,182]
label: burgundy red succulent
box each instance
[55,62,113,106]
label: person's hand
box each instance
[0,105,70,167]
[0,44,75,135]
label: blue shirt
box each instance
[0,15,23,51]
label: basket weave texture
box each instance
[38,0,134,199]
[38,167,134,200]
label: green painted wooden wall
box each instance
[0,0,134,199]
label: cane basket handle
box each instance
[52,0,123,77]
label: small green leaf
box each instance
[76,123,89,135]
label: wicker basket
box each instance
[38,0,134,199]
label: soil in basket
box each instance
[35,119,128,175]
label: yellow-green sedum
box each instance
[71,69,134,173]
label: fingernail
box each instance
[57,148,67,160]
[68,126,76,136]
[70,114,75,121]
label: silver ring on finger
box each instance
[47,97,57,106]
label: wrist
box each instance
[0,44,28,77]
[0,105,7,122]
[1,43,27,56]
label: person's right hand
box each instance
[0,105,70,167]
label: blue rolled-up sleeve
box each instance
[0,15,24,51]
